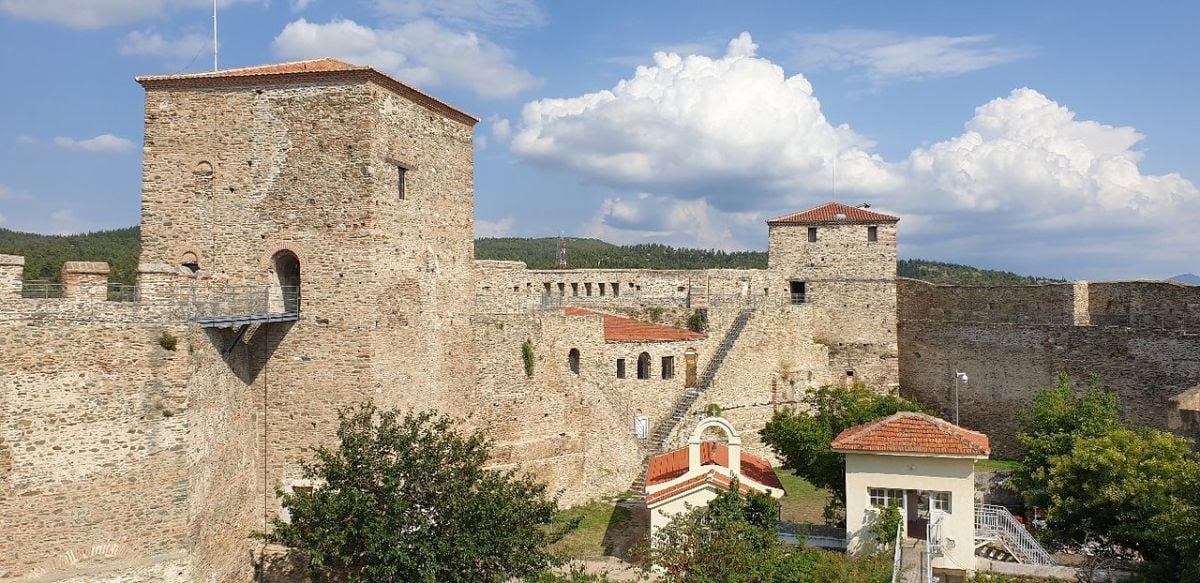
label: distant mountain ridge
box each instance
[0,227,1063,287]
[1170,273,1200,285]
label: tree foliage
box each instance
[760,384,926,510]
[1011,373,1122,510]
[1042,427,1200,581]
[1012,374,1200,581]
[644,484,892,583]
[0,226,140,284]
[867,502,903,555]
[262,403,570,582]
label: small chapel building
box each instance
[644,416,786,538]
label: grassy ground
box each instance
[775,469,830,525]
[975,458,1025,473]
[552,500,637,560]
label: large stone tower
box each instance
[135,58,478,578]
[766,202,900,388]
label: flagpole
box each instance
[212,0,218,71]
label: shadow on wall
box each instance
[204,322,295,385]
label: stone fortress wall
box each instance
[3,57,1196,582]
[898,278,1200,457]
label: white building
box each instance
[644,416,785,539]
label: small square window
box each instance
[930,491,951,513]
[808,226,818,242]
[867,225,878,242]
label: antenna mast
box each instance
[557,234,568,269]
[212,0,218,71]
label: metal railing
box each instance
[790,292,807,305]
[171,285,301,319]
[975,504,1055,566]
[891,520,904,583]
[925,511,946,582]
[20,281,65,299]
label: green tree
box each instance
[759,384,926,520]
[1043,426,1200,580]
[1011,373,1122,510]
[867,502,903,555]
[646,484,784,583]
[261,403,570,582]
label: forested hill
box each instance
[0,228,1058,286]
[0,227,140,285]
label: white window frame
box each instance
[868,487,904,508]
[929,491,952,513]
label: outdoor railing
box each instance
[20,281,65,299]
[890,520,904,583]
[12,282,300,320]
[975,504,1055,566]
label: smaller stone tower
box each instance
[766,202,900,388]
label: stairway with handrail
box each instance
[974,504,1056,566]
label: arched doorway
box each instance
[270,250,301,314]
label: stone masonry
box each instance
[7,57,1194,582]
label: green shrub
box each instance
[686,310,707,332]
[522,339,535,378]
[158,331,178,351]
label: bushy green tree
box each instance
[867,502,903,555]
[1043,426,1200,581]
[644,484,893,583]
[1011,373,1122,510]
[760,384,926,520]
[261,403,570,582]
[646,485,784,583]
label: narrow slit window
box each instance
[397,165,408,199]
[867,225,878,242]
[808,226,818,242]
[616,358,626,379]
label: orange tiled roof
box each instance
[831,412,990,457]
[767,202,899,225]
[563,308,705,343]
[135,58,477,126]
[647,470,759,505]
[646,442,784,490]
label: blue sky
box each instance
[1,0,1197,279]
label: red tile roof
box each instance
[646,470,768,505]
[135,58,477,126]
[767,202,899,225]
[646,442,784,491]
[563,308,705,343]
[831,412,990,457]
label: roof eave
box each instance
[136,68,479,127]
[834,448,989,460]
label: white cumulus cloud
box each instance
[119,28,212,61]
[791,28,1033,84]
[475,216,515,238]
[512,32,901,210]
[508,33,1198,276]
[273,18,541,99]
[0,0,257,29]
[54,134,135,154]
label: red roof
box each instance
[136,58,477,126]
[831,412,990,457]
[646,442,784,490]
[563,308,705,342]
[767,202,899,225]
[646,470,770,505]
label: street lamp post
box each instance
[953,371,968,425]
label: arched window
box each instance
[270,250,301,314]
[567,348,581,375]
[637,352,651,380]
[180,251,200,274]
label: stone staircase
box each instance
[629,307,756,493]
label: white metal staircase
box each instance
[974,504,1056,566]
